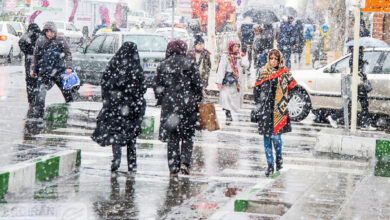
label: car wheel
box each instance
[288,88,311,121]
[7,48,13,63]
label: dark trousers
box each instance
[331,89,370,127]
[167,134,194,174]
[112,139,137,171]
[278,46,292,68]
[33,75,74,118]
[24,57,38,106]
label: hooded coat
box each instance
[19,23,41,57]
[253,49,297,136]
[154,40,203,142]
[31,21,72,85]
[92,42,147,146]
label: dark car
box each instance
[73,32,168,87]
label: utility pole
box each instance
[171,0,175,39]
[351,0,361,133]
[207,0,216,66]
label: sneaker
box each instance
[327,116,338,128]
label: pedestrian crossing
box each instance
[32,102,371,180]
[24,101,375,219]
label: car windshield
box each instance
[156,30,187,39]
[0,24,3,32]
[54,22,65,29]
[123,35,167,52]
[9,23,20,31]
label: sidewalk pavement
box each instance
[0,144,80,198]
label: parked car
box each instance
[289,48,390,122]
[52,21,83,46]
[73,32,168,87]
[0,22,21,63]
[8,22,26,36]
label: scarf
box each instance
[227,40,241,91]
[254,67,297,134]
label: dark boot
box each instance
[276,157,283,171]
[111,145,122,172]
[225,110,233,121]
[265,163,274,177]
[127,143,137,172]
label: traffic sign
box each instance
[304,24,313,40]
[320,25,329,37]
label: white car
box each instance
[0,22,21,63]
[289,48,390,122]
[127,10,154,28]
[155,27,191,45]
[52,21,83,46]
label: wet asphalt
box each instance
[0,60,389,219]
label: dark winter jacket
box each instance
[293,20,304,54]
[92,42,147,146]
[19,23,41,73]
[240,23,255,43]
[31,22,72,83]
[254,24,274,54]
[277,21,296,48]
[154,40,203,142]
[187,47,211,88]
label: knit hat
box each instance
[194,35,204,45]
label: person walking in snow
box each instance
[253,49,297,177]
[154,40,203,177]
[92,42,147,172]
[216,40,249,122]
[18,23,41,117]
[187,35,211,90]
[293,19,304,64]
[277,16,296,68]
[30,21,73,118]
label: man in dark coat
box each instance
[91,42,147,172]
[292,19,304,64]
[18,23,41,117]
[253,49,297,177]
[154,39,203,176]
[327,46,374,130]
[30,21,73,118]
[254,24,274,70]
[277,16,296,68]
[187,35,211,90]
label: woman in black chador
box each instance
[92,42,147,172]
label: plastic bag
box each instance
[62,70,80,90]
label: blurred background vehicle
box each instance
[8,22,26,36]
[52,21,83,46]
[73,32,168,87]
[127,10,154,28]
[0,22,21,63]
